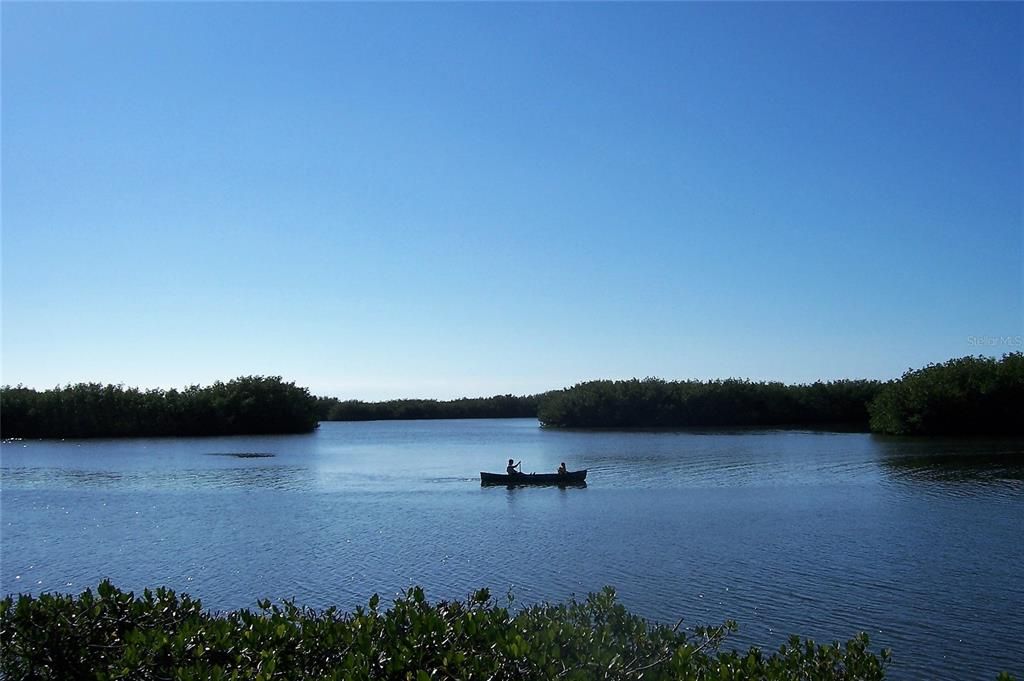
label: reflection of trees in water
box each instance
[874,437,1024,487]
[179,466,311,491]
[2,468,127,488]
[4,465,312,491]
[204,452,275,458]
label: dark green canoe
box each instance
[479,470,587,486]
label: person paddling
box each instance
[506,459,522,476]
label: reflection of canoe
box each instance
[480,470,587,486]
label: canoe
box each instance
[480,470,587,486]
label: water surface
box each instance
[2,420,1022,679]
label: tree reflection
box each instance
[874,437,1024,488]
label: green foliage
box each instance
[318,394,542,421]
[0,376,319,439]
[538,377,882,429]
[868,353,1024,436]
[0,581,909,681]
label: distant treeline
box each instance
[0,376,319,439]
[537,353,1024,436]
[4,354,1021,439]
[317,394,540,421]
[537,378,882,429]
[868,353,1024,436]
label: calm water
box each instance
[2,420,1022,679]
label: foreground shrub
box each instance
[0,581,899,680]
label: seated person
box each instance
[557,462,568,475]
[506,458,522,475]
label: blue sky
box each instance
[2,2,1021,400]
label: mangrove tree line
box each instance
[316,394,541,421]
[0,376,319,439]
[867,353,1024,436]
[537,378,883,429]
[4,354,1021,437]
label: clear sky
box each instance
[2,2,1022,400]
